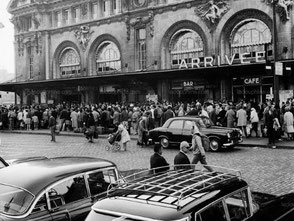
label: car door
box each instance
[48,174,92,221]
[165,119,184,145]
[182,120,194,144]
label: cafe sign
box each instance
[244,77,261,85]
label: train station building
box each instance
[1,0,294,105]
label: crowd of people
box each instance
[1,98,294,148]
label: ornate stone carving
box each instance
[11,16,22,32]
[32,31,42,53]
[124,16,130,41]
[74,25,93,51]
[16,35,24,56]
[195,0,230,27]
[32,13,42,29]
[262,0,293,22]
[127,10,155,38]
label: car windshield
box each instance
[0,183,34,216]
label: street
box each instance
[0,133,293,196]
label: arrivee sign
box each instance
[179,51,265,69]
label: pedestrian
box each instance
[264,105,276,148]
[174,141,191,170]
[236,104,248,137]
[118,123,130,151]
[225,105,236,128]
[283,106,294,140]
[150,145,169,173]
[32,114,39,130]
[85,109,95,143]
[137,114,148,147]
[190,122,213,172]
[249,108,259,137]
[48,110,57,142]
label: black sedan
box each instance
[0,157,120,221]
[148,116,242,151]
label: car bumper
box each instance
[223,138,243,147]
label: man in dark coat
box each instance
[150,145,169,173]
[174,141,191,170]
[163,105,175,124]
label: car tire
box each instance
[160,137,169,148]
[209,137,221,152]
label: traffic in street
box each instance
[0,133,293,196]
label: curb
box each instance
[1,131,293,149]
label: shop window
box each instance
[231,19,272,62]
[170,29,204,69]
[95,41,121,73]
[59,48,81,78]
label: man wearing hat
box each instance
[190,122,213,172]
[174,141,191,170]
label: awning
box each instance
[0,62,267,92]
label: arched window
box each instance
[59,48,81,77]
[95,41,121,73]
[231,19,272,60]
[169,29,204,69]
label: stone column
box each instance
[45,31,50,80]
[105,0,111,17]
[116,0,122,14]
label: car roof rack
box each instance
[107,164,241,209]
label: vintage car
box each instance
[0,157,120,221]
[86,165,294,221]
[148,116,243,151]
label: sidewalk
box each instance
[1,129,294,149]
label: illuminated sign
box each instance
[244,77,261,85]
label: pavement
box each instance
[1,128,294,149]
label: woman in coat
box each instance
[283,106,294,140]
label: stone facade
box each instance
[5,0,294,105]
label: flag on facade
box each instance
[0,22,4,28]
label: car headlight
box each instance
[227,132,231,138]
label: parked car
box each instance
[86,165,294,221]
[0,156,120,221]
[148,116,243,151]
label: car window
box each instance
[32,193,48,213]
[224,190,250,221]
[0,184,34,216]
[195,200,227,221]
[183,120,194,130]
[87,169,117,196]
[168,120,183,129]
[48,175,88,208]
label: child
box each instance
[118,123,130,151]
